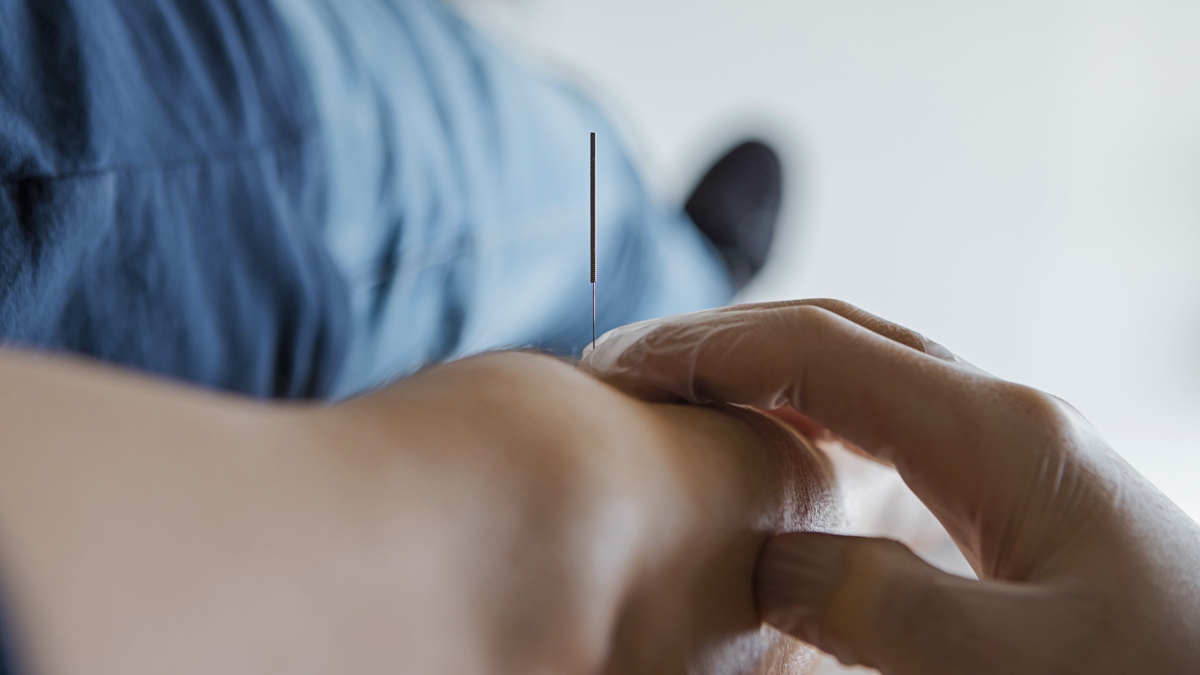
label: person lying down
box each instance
[0,347,839,674]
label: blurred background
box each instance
[452,0,1200,529]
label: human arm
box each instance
[0,348,836,674]
[581,299,1200,674]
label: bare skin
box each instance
[0,349,837,675]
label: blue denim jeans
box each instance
[271,0,733,397]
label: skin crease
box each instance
[0,348,837,675]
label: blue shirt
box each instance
[0,0,350,398]
[270,0,731,396]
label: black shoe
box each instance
[684,140,783,292]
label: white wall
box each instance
[455,0,1200,524]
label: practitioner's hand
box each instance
[581,299,1200,675]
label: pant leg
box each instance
[272,0,732,397]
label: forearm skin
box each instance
[0,349,836,675]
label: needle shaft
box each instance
[590,132,596,350]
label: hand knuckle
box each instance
[995,383,1077,439]
[788,304,837,334]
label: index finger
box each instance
[708,298,960,363]
[579,302,1009,502]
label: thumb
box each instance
[755,533,1097,675]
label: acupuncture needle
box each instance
[591,131,596,351]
